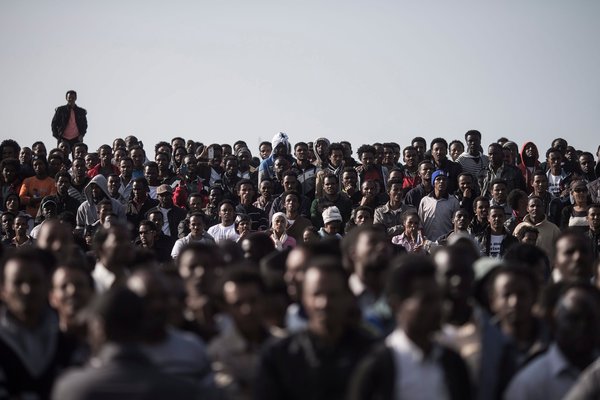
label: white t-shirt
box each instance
[207,223,239,243]
[489,234,504,258]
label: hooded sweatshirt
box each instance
[312,137,331,168]
[518,142,540,193]
[258,132,292,183]
[76,175,126,230]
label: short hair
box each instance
[386,254,436,301]
[473,195,490,207]
[328,143,344,156]
[546,147,562,159]
[0,140,21,157]
[532,170,547,179]
[0,158,20,173]
[507,189,528,210]
[98,144,112,154]
[386,177,403,191]
[131,177,149,189]
[401,210,420,224]
[357,144,376,158]
[154,141,172,154]
[259,141,271,148]
[430,137,448,149]
[417,160,434,169]
[218,199,235,209]
[0,247,56,285]
[221,267,266,295]
[403,145,417,155]
[516,225,540,240]
[54,171,72,184]
[138,220,157,231]
[322,173,339,183]
[235,178,255,192]
[282,169,299,180]
[465,130,482,140]
[488,142,503,152]
[488,205,506,214]
[488,263,539,300]
[490,178,508,188]
[294,141,308,150]
[304,256,350,291]
[411,137,426,146]
[65,90,77,98]
[73,142,88,152]
[449,140,464,150]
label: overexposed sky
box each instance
[1,0,599,158]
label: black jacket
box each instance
[51,104,87,139]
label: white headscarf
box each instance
[271,212,289,250]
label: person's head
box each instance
[49,262,94,329]
[402,211,421,236]
[323,174,340,196]
[129,146,145,169]
[54,171,71,197]
[328,143,344,167]
[1,158,20,184]
[488,143,504,167]
[386,178,404,205]
[0,139,20,161]
[417,160,434,186]
[19,147,32,165]
[473,196,490,222]
[322,206,342,235]
[236,147,252,170]
[488,205,506,234]
[532,171,548,194]
[171,137,185,151]
[156,184,174,208]
[223,155,238,176]
[357,145,376,170]
[282,170,299,193]
[93,224,134,272]
[13,214,29,237]
[4,193,20,213]
[387,254,442,341]
[430,138,448,163]
[434,244,476,306]
[259,141,272,160]
[303,226,320,243]
[402,146,418,168]
[340,141,353,158]
[449,140,464,161]
[124,135,139,151]
[258,179,274,199]
[488,264,538,330]
[345,226,392,294]
[147,208,164,231]
[507,189,528,215]
[218,199,236,226]
[553,283,600,363]
[453,209,472,231]
[341,167,358,190]
[126,269,173,339]
[527,196,545,222]
[69,157,85,181]
[546,148,563,171]
[491,178,508,204]
[271,212,288,236]
[143,162,159,185]
[352,206,373,227]
[177,242,221,300]
[388,168,403,182]
[517,225,539,245]
[96,199,113,224]
[551,138,568,154]
[381,143,396,166]
[431,170,448,196]
[32,141,47,159]
[186,193,203,213]
[283,191,300,215]
[464,130,482,155]
[154,151,170,173]
[65,90,77,105]
[72,142,88,160]
[570,180,589,206]
[208,185,224,206]
[554,230,594,282]
[273,156,290,177]
[32,157,48,178]
[221,267,266,336]
[294,142,308,162]
[40,197,58,220]
[361,179,378,198]
[84,152,99,170]
[1,248,54,327]
[182,154,197,177]
[85,287,145,352]
[235,214,251,236]
[1,212,15,236]
[411,137,426,159]
[112,138,126,153]
[588,204,600,233]
[135,217,157,246]
[131,177,149,201]
[579,152,596,175]
[106,174,120,197]
[302,256,352,336]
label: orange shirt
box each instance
[19,176,57,217]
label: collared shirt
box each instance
[386,329,449,400]
[504,344,582,400]
[418,193,460,240]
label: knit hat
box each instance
[272,212,288,227]
[431,170,447,186]
[322,206,342,224]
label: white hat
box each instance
[322,206,342,224]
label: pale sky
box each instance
[1,0,599,158]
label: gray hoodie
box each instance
[76,175,126,230]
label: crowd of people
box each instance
[1,92,600,399]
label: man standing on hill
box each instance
[51,90,88,147]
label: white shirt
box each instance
[386,329,449,400]
[92,261,116,293]
[207,223,239,244]
[489,234,504,258]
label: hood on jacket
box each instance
[313,137,331,166]
[84,174,111,204]
[520,141,539,165]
